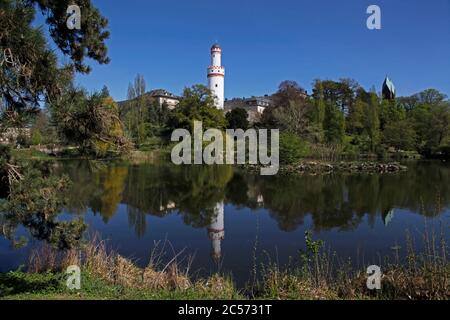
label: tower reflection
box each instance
[208,202,225,263]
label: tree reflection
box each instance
[59,160,450,236]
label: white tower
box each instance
[208,202,225,262]
[207,43,225,109]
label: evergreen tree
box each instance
[0,0,110,125]
[323,102,345,144]
[226,108,249,130]
[364,91,381,152]
[312,80,326,141]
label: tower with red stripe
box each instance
[207,43,225,109]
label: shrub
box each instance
[279,133,309,164]
[31,130,43,146]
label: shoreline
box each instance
[13,147,411,171]
[244,161,408,175]
[1,232,448,300]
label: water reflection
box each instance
[208,202,225,262]
[56,160,450,264]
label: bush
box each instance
[279,133,309,164]
[31,130,43,146]
[226,108,249,129]
[16,133,31,148]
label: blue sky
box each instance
[48,0,450,100]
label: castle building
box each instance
[148,89,180,110]
[207,44,225,109]
[225,96,272,123]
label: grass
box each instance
[1,235,242,300]
[10,148,54,161]
[1,228,448,300]
[0,271,242,300]
[254,228,449,300]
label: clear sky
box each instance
[63,0,449,101]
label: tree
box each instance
[411,99,450,154]
[272,100,314,139]
[51,88,132,157]
[101,85,110,97]
[313,79,357,114]
[414,89,447,105]
[347,99,366,135]
[262,80,308,128]
[382,120,416,151]
[323,102,345,144]
[169,85,227,131]
[226,108,249,129]
[279,133,309,164]
[0,0,110,250]
[0,165,86,250]
[31,0,110,73]
[379,99,406,130]
[28,110,56,145]
[0,0,110,125]
[312,80,326,140]
[272,80,307,108]
[364,91,381,152]
[121,74,150,145]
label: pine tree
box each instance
[364,91,381,152]
[324,102,345,144]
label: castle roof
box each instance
[383,77,396,95]
[382,77,396,99]
[148,89,180,99]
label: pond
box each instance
[1,160,449,285]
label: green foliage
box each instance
[304,231,324,257]
[324,102,345,144]
[313,79,357,114]
[380,100,406,129]
[31,130,43,145]
[347,99,365,135]
[50,88,132,157]
[364,92,381,152]
[0,0,109,125]
[16,133,31,148]
[0,270,244,300]
[410,100,450,155]
[0,271,64,297]
[382,120,417,151]
[31,0,110,74]
[279,133,309,164]
[0,163,86,250]
[226,108,249,129]
[169,85,227,131]
[121,74,152,146]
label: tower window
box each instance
[215,84,218,88]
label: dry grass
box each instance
[193,274,237,298]
[26,226,449,300]
[258,225,449,300]
[27,234,193,291]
